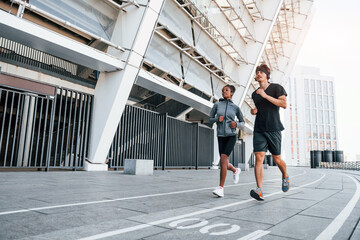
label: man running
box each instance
[250,64,289,201]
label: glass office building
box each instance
[285,66,338,166]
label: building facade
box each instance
[0,0,314,170]
[284,66,338,166]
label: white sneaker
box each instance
[212,187,224,197]
[233,168,241,184]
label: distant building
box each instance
[284,66,338,166]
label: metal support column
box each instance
[162,112,168,171]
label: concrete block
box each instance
[84,161,108,171]
[124,159,154,175]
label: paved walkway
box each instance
[0,167,359,240]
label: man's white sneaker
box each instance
[233,168,241,184]
[212,187,224,197]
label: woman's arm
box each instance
[230,106,245,129]
[209,104,219,124]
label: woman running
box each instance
[209,84,245,197]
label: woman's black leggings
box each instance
[217,136,236,157]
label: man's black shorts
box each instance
[218,136,237,156]
[253,131,282,155]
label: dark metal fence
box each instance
[0,37,97,87]
[0,85,92,169]
[198,123,215,167]
[108,105,214,169]
[0,88,54,168]
[165,116,196,168]
[1,84,214,170]
[50,88,93,169]
[319,161,360,170]
[229,140,244,167]
[108,105,164,168]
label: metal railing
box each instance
[0,85,93,169]
[0,37,97,87]
[0,88,54,168]
[50,88,93,169]
[108,105,164,168]
[1,84,214,170]
[319,162,360,171]
[108,105,215,169]
[229,140,244,167]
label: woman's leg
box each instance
[218,136,237,187]
[219,154,229,187]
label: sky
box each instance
[295,0,360,159]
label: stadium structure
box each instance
[0,0,314,171]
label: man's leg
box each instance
[254,152,266,189]
[272,155,287,178]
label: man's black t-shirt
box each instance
[252,83,287,132]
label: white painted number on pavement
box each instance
[169,218,240,236]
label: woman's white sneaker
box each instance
[212,187,224,197]
[233,168,241,184]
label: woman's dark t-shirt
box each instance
[252,83,287,132]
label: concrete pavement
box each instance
[0,167,359,239]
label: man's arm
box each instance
[251,107,257,115]
[256,89,287,109]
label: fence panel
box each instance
[108,107,214,169]
[49,88,92,169]
[198,125,214,167]
[0,85,92,169]
[1,83,215,170]
[0,88,54,168]
[109,105,163,168]
[165,117,195,168]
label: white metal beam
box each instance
[238,0,284,107]
[136,69,254,135]
[86,0,166,169]
[0,10,124,72]
[136,69,213,115]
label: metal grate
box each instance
[0,37,97,87]
[49,88,93,169]
[319,162,360,171]
[0,88,54,168]
[108,106,215,169]
[108,105,164,168]
[0,84,93,169]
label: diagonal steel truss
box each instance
[212,0,256,43]
[173,0,248,65]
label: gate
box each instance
[108,106,215,169]
[0,87,55,168]
[0,83,92,169]
[50,88,93,169]
[107,105,164,168]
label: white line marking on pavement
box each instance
[169,218,208,229]
[315,174,360,240]
[0,170,307,216]
[199,223,240,235]
[237,230,271,240]
[77,172,325,240]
